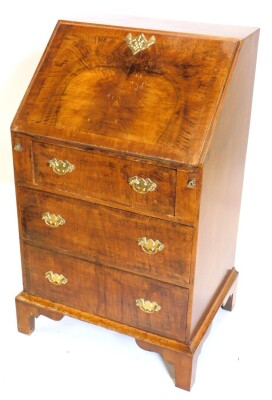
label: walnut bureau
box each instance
[11,20,259,391]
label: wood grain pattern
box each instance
[15,297,64,335]
[135,326,210,391]
[32,140,176,216]
[175,169,201,224]
[12,133,201,224]
[22,243,189,341]
[18,187,193,286]
[136,338,199,390]
[11,134,33,184]
[14,265,238,389]
[11,19,259,391]
[11,20,239,165]
[16,266,238,347]
[189,268,238,349]
[189,29,259,335]
[15,291,190,351]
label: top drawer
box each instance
[31,141,176,216]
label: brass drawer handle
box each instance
[49,158,75,175]
[45,271,68,285]
[137,237,164,254]
[128,176,157,194]
[126,33,156,55]
[136,298,161,313]
[42,212,65,228]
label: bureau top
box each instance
[11,20,258,166]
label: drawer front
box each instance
[22,243,188,341]
[32,141,176,216]
[19,188,193,286]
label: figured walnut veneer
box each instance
[12,19,259,391]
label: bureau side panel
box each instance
[189,30,259,336]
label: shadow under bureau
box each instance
[11,19,259,391]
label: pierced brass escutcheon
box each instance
[49,158,75,175]
[42,212,65,228]
[45,271,68,285]
[128,176,157,194]
[137,237,164,254]
[187,178,197,188]
[136,298,161,313]
[126,33,156,55]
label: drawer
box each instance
[19,188,193,286]
[32,141,176,216]
[22,243,188,341]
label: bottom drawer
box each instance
[22,243,188,342]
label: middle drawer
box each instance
[19,188,193,286]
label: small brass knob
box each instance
[128,176,157,194]
[136,298,161,313]
[137,237,164,254]
[45,271,68,285]
[49,158,75,175]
